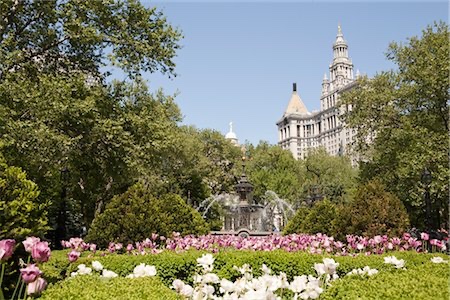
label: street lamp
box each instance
[421,167,432,233]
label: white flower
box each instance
[431,257,448,264]
[75,264,92,275]
[322,258,339,274]
[172,279,185,292]
[313,263,326,276]
[261,264,272,274]
[384,256,405,269]
[180,284,193,297]
[219,278,235,294]
[202,273,220,284]
[347,266,378,277]
[290,275,308,293]
[92,261,103,271]
[101,269,118,278]
[131,263,157,278]
[70,272,78,277]
[197,253,215,271]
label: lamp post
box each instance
[56,167,70,248]
[421,167,432,234]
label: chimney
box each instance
[293,83,297,92]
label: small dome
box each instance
[225,131,237,140]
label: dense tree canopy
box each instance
[0,0,181,80]
[341,22,449,229]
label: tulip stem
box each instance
[0,263,5,300]
[11,274,22,300]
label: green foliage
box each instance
[40,276,180,300]
[86,184,209,248]
[42,250,448,300]
[322,257,449,300]
[283,199,338,236]
[0,0,182,80]
[245,141,304,203]
[341,22,449,229]
[302,148,358,203]
[282,206,310,235]
[0,162,49,240]
[338,180,410,237]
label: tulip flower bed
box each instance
[2,233,448,299]
[39,250,449,299]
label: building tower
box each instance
[277,24,358,160]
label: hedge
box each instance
[321,260,448,299]
[41,250,449,292]
[40,276,180,300]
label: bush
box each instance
[86,184,209,248]
[40,276,180,300]
[0,162,49,240]
[321,257,448,300]
[338,180,410,237]
[283,199,337,236]
[42,249,449,300]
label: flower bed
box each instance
[39,250,449,299]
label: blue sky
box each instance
[108,1,448,145]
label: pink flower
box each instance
[31,241,51,263]
[373,235,382,244]
[126,244,134,252]
[27,277,47,296]
[68,250,80,262]
[23,237,40,253]
[20,264,42,284]
[421,232,429,241]
[89,244,97,253]
[151,233,159,240]
[0,239,16,262]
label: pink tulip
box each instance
[20,264,42,284]
[68,250,80,262]
[421,232,429,241]
[26,277,47,296]
[126,244,134,252]
[31,241,51,263]
[0,239,16,262]
[23,237,40,253]
[89,244,97,253]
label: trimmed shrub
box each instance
[338,180,410,237]
[40,276,180,300]
[282,206,309,235]
[44,249,446,284]
[321,258,448,300]
[0,162,50,240]
[283,199,337,236]
[86,184,209,248]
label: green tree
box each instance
[0,0,184,240]
[341,22,449,229]
[302,148,358,203]
[86,183,209,248]
[245,141,304,204]
[0,0,181,80]
[0,161,49,240]
[336,180,410,237]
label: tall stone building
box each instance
[277,25,358,160]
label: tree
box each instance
[302,148,358,203]
[245,141,304,204]
[0,160,50,240]
[86,183,209,248]
[336,180,410,237]
[0,1,184,240]
[341,22,449,229]
[0,0,182,81]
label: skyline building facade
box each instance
[277,25,358,160]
